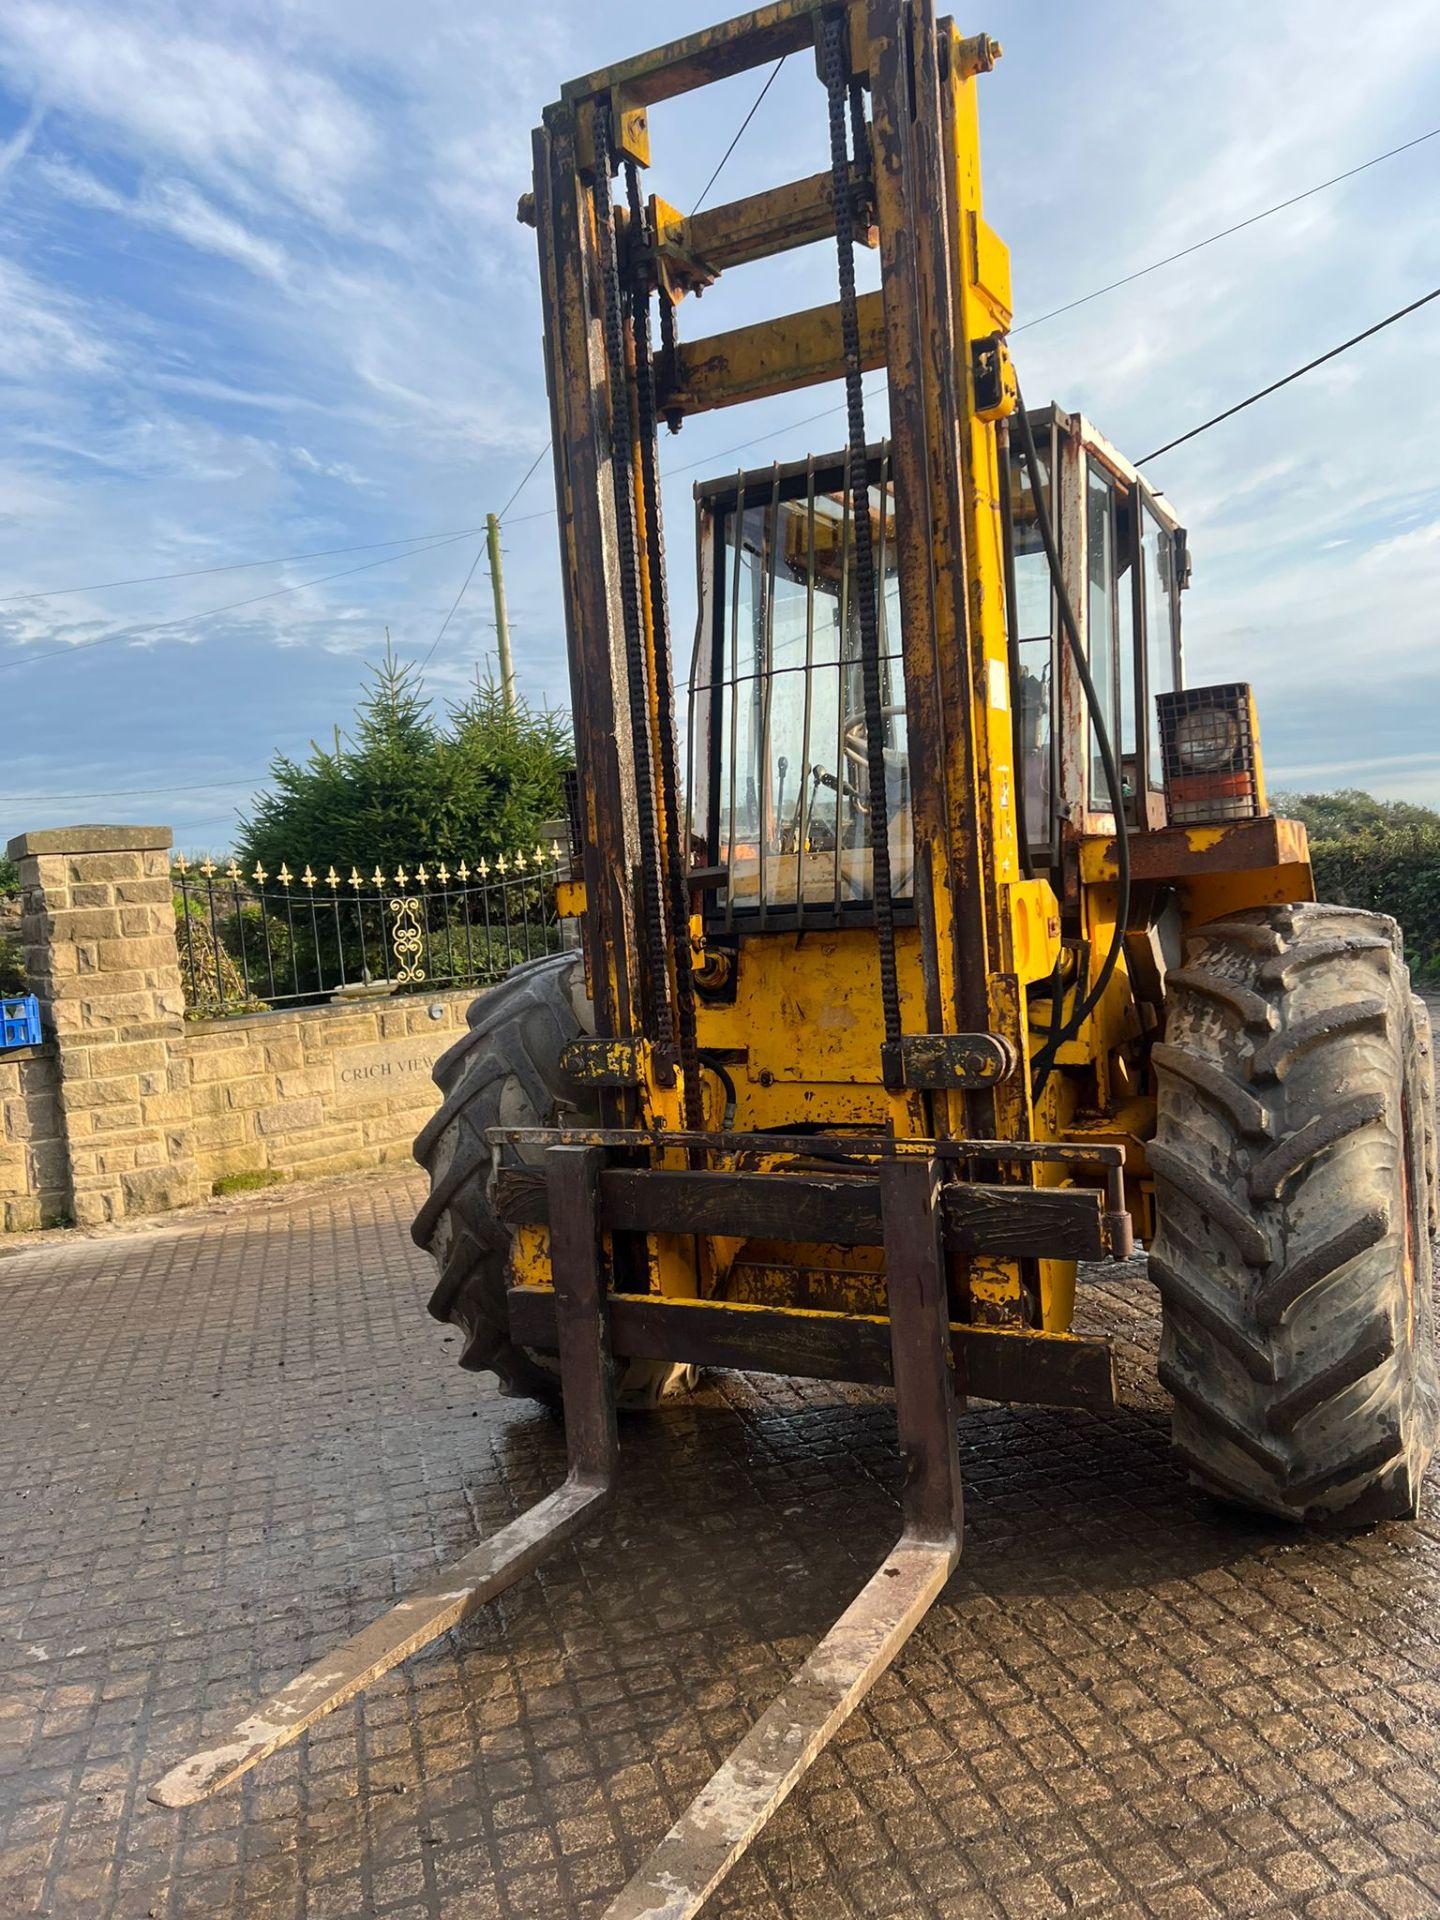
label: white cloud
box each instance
[1361,517,1440,569]
[0,255,110,378]
[146,179,292,282]
[0,1,372,224]
[37,158,292,280]
[1271,750,1440,782]
[0,102,44,182]
[149,373,324,413]
[290,446,376,491]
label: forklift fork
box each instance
[150,1153,963,1920]
[149,1146,617,1810]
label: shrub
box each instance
[236,651,573,880]
[0,935,24,997]
[0,859,24,994]
[1275,790,1440,983]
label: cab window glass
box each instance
[706,476,908,914]
[1142,506,1176,790]
[1084,464,1117,810]
[1009,444,1054,847]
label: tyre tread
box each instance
[1151,901,1438,1524]
[411,952,593,1400]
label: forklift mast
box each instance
[532,0,1027,1139]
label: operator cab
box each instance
[1012,406,1189,860]
[687,449,912,930]
[687,407,1189,924]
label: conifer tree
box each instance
[237,648,573,877]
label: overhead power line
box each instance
[411,57,790,677]
[0,63,795,719]
[498,444,550,520]
[648,121,1440,483]
[2,54,791,617]
[1013,123,1440,335]
[419,543,489,671]
[1140,282,1440,462]
[10,275,1433,792]
[0,453,549,608]
[0,776,260,802]
[0,528,487,604]
[500,376,893,531]
[6,124,1432,609]
[0,459,548,609]
[414,446,551,674]
[0,532,473,676]
[434,64,794,612]
[6,118,1433,707]
[692,56,787,214]
[515,260,1440,503]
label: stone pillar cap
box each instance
[7,824,173,860]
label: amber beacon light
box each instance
[1157,682,1267,825]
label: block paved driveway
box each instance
[3,1173,1440,1920]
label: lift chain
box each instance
[822,9,903,1079]
[658,286,683,436]
[847,76,870,199]
[623,157,705,1132]
[591,103,676,1079]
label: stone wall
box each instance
[7,825,202,1226]
[186,991,470,1186]
[3,823,479,1228]
[0,1043,67,1231]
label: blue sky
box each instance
[1,0,1438,855]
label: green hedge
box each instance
[1275,790,1440,985]
[0,858,23,995]
[0,936,23,997]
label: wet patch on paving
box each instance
[2,1176,1439,1918]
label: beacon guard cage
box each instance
[1157,682,1266,825]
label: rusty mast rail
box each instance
[560,0,827,108]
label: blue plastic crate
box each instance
[1,994,41,1050]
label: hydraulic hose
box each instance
[997,419,1034,881]
[1009,392,1131,1099]
[698,1051,738,1129]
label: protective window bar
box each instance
[689,451,909,926]
[1084,461,1119,814]
[1141,502,1178,792]
[1007,427,1058,859]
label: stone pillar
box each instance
[5,825,201,1226]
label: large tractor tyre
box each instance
[1150,902,1439,1526]
[411,951,691,1408]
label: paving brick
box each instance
[0,1185,1437,1920]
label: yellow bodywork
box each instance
[523,0,1316,1359]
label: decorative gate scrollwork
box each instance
[389,896,426,983]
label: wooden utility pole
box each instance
[485,513,516,713]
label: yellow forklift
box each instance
[153,5,1437,1913]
